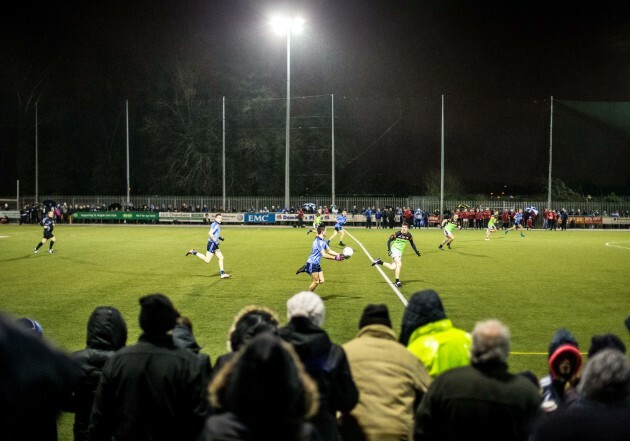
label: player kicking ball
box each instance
[186,213,231,279]
[296,224,345,292]
[371,223,420,288]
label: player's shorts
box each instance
[487,225,497,232]
[334,226,343,231]
[514,220,522,226]
[391,250,402,260]
[206,241,219,253]
[313,222,321,229]
[43,231,54,240]
[306,262,322,274]
[444,229,454,238]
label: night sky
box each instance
[2,0,630,197]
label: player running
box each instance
[306,208,324,235]
[296,224,345,292]
[186,213,231,279]
[328,209,348,247]
[505,208,526,237]
[371,223,420,288]
[34,210,56,254]
[485,214,499,240]
[439,214,459,250]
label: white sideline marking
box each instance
[0,236,9,239]
[345,231,408,307]
[605,241,630,250]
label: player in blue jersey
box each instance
[34,210,56,254]
[328,209,348,247]
[505,208,525,237]
[296,224,345,291]
[186,213,231,278]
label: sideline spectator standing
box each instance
[365,206,373,229]
[89,294,208,441]
[1,315,79,441]
[279,291,359,441]
[414,319,541,441]
[201,332,320,441]
[532,349,630,441]
[67,306,127,441]
[172,316,213,388]
[400,290,471,378]
[342,304,431,441]
[539,328,582,414]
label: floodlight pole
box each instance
[35,102,39,204]
[126,99,130,207]
[331,94,335,207]
[547,96,553,209]
[440,94,444,218]
[284,31,291,211]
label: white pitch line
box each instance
[605,241,630,250]
[344,230,408,307]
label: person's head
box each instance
[16,318,43,338]
[453,214,459,220]
[86,306,127,351]
[47,210,54,218]
[342,210,347,215]
[317,224,326,236]
[210,333,319,428]
[401,223,409,233]
[215,213,222,223]
[578,349,630,403]
[470,319,510,365]
[400,290,446,346]
[358,304,392,329]
[228,305,281,352]
[176,316,193,332]
[138,293,179,336]
[286,291,325,327]
[588,333,626,359]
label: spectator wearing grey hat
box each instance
[279,291,358,441]
[89,294,208,441]
[342,304,431,441]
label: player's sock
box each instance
[49,242,55,250]
[504,230,509,235]
[339,241,345,246]
[520,232,525,237]
[35,243,43,251]
[438,244,443,250]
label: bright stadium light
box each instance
[271,15,304,210]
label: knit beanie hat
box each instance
[139,293,179,335]
[588,333,626,358]
[286,291,325,327]
[399,290,446,345]
[230,309,280,352]
[359,304,392,329]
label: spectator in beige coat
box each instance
[341,304,432,441]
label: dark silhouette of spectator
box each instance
[213,305,281,375]
[66,306,127,441]
[532,349,630,441]
[341,304,432,441]
[279,291,359,441]
[414,319,541,441]
[539,328,582,414]
[89,294,208,441]
[200,332,321,441]
[172,316,213,387]
[399,290,471,378]
[625,314,630,334]
[0,314,79,441]
[587,333,626,359]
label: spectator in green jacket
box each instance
[400,290,471,378]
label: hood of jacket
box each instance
[400,290,446,346]
[172,324,201,354]
[86,306,127,351]
[279,316,332,359]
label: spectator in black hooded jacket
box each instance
[172,316,213,388]
[67,306,127,441]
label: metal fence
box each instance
[6,195,629,216]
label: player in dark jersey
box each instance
[34,210,56,254]
[371,223,420,287]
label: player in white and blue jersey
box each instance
[296,224,345,291]
[186,213,231,278]
[328,209,348,247]
[505,208,525,237]
[34,210,56,254]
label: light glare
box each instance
[271,15,304,35]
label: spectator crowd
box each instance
[2,290,629,441]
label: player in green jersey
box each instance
[439,214,459,250]
[371,223,420,287]
[306,208,324,235]
[485,214,499,240]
